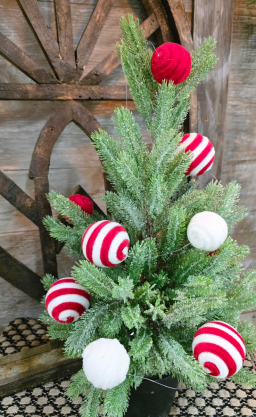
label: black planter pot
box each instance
[125,375,178,417]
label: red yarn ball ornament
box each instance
[151,42,191,85]
[69,194,94,216]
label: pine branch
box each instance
[80,387,102,417]
[64,303,111,358]
[112,277,134,304]
[237,321,256,353]
[121,303,146,330]
[126,238,158,283]
[72,261,114,300]
[129,329,153,361]
[67,369,91,400]
[157,334,207,391]
[103,377,131,417]
[41,274,56,291]
[231,368,256,387]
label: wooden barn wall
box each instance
[0,0,256,330]
[0,0,148,331]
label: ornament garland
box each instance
[45,278,90,324]
[81,220,130,267]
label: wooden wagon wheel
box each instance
[0,0,195,299]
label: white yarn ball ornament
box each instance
[82,338,130,390]
[187,211,228,251]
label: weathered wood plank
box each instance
[166,0,193,51]
[0,344,81,398]
[0,171,39,227]
[80,12,160,84]
[166,0,197,132]
[0,246,44,302]
[194,0,235,187]
[34,176,58,276]
[0,84,132,100]
[141,0,172,43]
[54,0,76,68]
[76,0,115,69]
[17,0,79,82]
[0,32,57,83]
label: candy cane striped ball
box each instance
[45,278,90,324]
[192,321,246,379]
[82,220,130,268]
[178,133,215,176]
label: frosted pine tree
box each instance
[41,15,256,417]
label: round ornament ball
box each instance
[45,278,90,324]
[187,211,228,252]
[151,42,191,85]
[178,133,215,176]
[69,194,93,216]
[82,220,130,267]
[82,338,130,390]
[192,321,246,378]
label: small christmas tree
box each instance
[41,15,256,417]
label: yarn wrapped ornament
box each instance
[192,321,246,378]
[151,42,191,85]
[82,338,130,389]
[45,278,90,323]
[178,133,215,176]
[187,211,228,252]
[69,194,93,216]
[82,220,130,267]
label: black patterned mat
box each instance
[0,319,256,417]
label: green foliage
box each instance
[80,387,102,417]
[72,261,114,300]
[64,303,111,358]
[41,14,256,417]
[116,15,155,124]
[103,377,131,417]
[121,303,145,330]
[41,274,56,291]
[67,370,91,400]
[112,277,134,303]
[129,329,153,361]
[231,368,256,387]
[126,238,158,283]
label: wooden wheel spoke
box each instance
[167,0,194,52]
[142,0,172,43]
[0,171,39,227]
[17,0,79,82]
[0,246,44,302]
[54,0,76,68]
[0,84,132,101]
[80,12,160,85]
[0,32,57,83]
[76,0,115,70]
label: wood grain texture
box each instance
[0,84,132,100]
[0,171,39,227]
[0,32,57,83]
[54,0,76,68]
[141,0,172,43]
[76,0,115,69]
[166,0,193,51]
[194,0,235,188]
[0,246,44,302]
[80,12,160,85]
[0,343,81,398]
[17,0,79,82]
[34,176,58,276]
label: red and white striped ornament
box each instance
[192,321,246,379]
[45,278,90,324]
[82,220,130,268]
[178,133,215,176]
